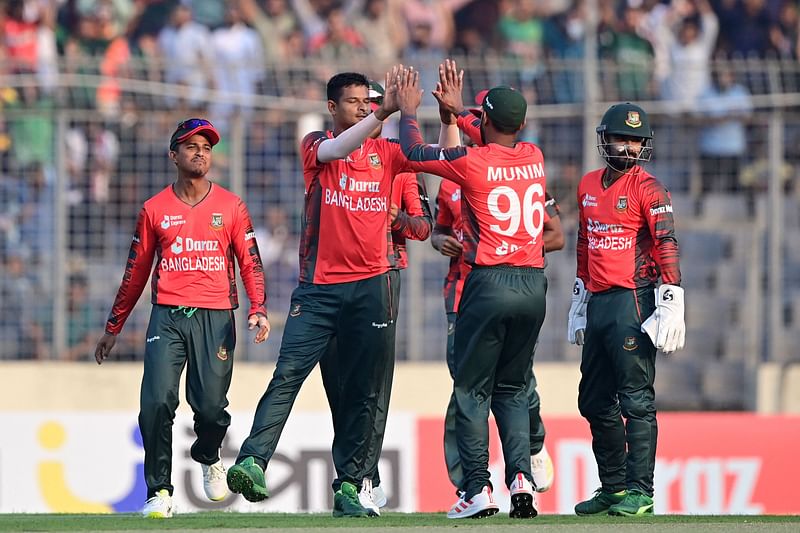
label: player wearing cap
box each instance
[435,73,561,497]
[395,66,547,519]
[226,68,431,518]
[94,118,270,518]
[569,103,683,516]
[318,79,434,515]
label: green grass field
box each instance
[0,513,799,532]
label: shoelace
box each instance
[207,463,225,482]
[171,305,198,318]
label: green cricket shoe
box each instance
[333,481,370,518]
[608,490,654,516]
[226,457,269,502]
[574,488,627,515]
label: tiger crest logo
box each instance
[616,196,628,212]
[625,111,642,128]
[210,213,223,229]
[368,153,382,169]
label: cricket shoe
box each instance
[575,488,626,515]
[358,478,380,516]
[333,481,370,517]
[142,489,173,518]
[509,472,538,518]
[447,486,499,519]
[202,459,228,501]
[372,484,387,508]
[227,457,269,502]
[531,444,554,492]
[608,490,654,516]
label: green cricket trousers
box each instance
[452,265,547,499]
[237,273,394,490]
[139,304,235,498]
[578,286,657,496]
[319,268,400,492]
[443,312,548,490]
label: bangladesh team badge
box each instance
[623,336,638,351]
[616,196,628,212]
[216,346,229,361]
[625,111,642,128]
[368,153,382,169]
[210,213,224,229]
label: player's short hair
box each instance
[327,72,370,103]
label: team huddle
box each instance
[94,59,685,520]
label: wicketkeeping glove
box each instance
[567,278,591,345]
[641,284,685,354]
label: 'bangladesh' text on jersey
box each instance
[400,115,547,268]
[576,166,681,292]
[300,132,414,284]
[105,184,267,335]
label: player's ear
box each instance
[518,118,527,132]
[327,99,337,116]
[168,150,177,165]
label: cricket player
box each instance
[568,102,684,516]
[226,68,431,518]
[434,77,562,497]
[94,118,270,518]
[395,66,547,520]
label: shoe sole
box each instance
[608,506,654,516]
[227,468,268,503]
[576,508,613,516]
[509,493,538,518]
[447,507,499,519]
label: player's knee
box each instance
[619,393,655,420]
[140,392,179,418]
[193,403,229,426]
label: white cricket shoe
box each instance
[372,484,388,508]
[447,485,499,519]
[509,472,538,518]
[531,444,554,492]
[142,489,173,518]
[202,460,228,501]
[358,478,380,516]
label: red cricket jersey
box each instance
[105,183,267,335]
[576,166,681,292]
[400,116,547,268]
[390,172,432,269]
[300,132,414,284]
[437,179,559,314]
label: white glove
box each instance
[567,278,591,345]
[641,284,685,354]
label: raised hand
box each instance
[396,66,423,115]
[432,58,465,116]
[377,64,403,118]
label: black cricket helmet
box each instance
[596,102,653,172]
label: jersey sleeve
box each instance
[456,110,483,146]
[105,207,157,335]
[435,184,454,227]
[300,131,328,179]
[399,114,470,185]
[576,187,590,284]
[230,198,268,317]
[641,178,681,285]
[391,173,432,241]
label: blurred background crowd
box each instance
[0,0,798,410]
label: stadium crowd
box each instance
[0,0,798,363]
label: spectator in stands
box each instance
[351,0,406,68]
[0,247,42,359]
[598,3,655,102]
[62,272,98,361]
[239,0,299,63]
[497,0,545,90]
[715,0,773,58]
[157,4,213,110]
[186,0,227,30]
[210,5,265,122]
[545,0,586,104]
[655,0,719,112]
[696,64,753,192]
[769,0,799,59]
[307,7,365,61]
[402,21,445,107]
